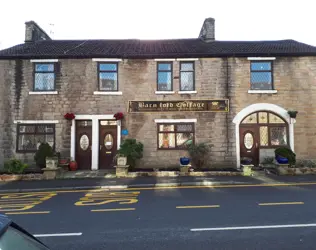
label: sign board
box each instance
[128,100,229,113]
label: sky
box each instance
[0,0,315,50]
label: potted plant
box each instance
[117,138,144,171]
[275,147,296,166]
[187,143,210,170]
[180,157,191,173]
[288,110,298,119]
[34,142,55,169]
[114,112,124,121]
[69,159,78,171]
[241,157,253,165]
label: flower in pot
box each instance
[64,113,76,121]
[113,112,124,121]
[180,157,190,166]
[287,110,298,119]
[69,160,78,171]
[241,157,252,165]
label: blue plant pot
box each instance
[180,157,190,165]
[276,155,289,164]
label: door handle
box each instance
[256,142,258,148]
[100,145,102,150]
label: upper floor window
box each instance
[98,63,118,91]
[16,124,55,153]
[157,62,173,91]
[157,123,194,150]
[250,61,273,90]
[180,62,195,91]
[34,63,55,91]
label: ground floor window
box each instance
[16,124,55,152]
[157,123,194,149]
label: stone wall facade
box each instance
[0,56,315,169]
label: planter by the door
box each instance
[242,165,253,176]
[180,157,190,166]
[115,165,129,177]
[276,155,289,164]
[69,161,78,171]
[45,157,59,169]
[117,156,127,166]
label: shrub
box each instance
[187,143,210,169]
[34,143,54,168]
[275,147,296,165]
[117,139,144,170]
[4,159,28,174]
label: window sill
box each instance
[155,91,175,95]
[248,90,278,94]
[29,91,58,95]
[93,91,123,95]
[178,91,197,94]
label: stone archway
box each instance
[232,103,295,168]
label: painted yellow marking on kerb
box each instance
[75,191,140,206]
[5,211,51,215]
[176,205,220,209]
[1,181,316,196]
[0,193,57,212]
[91,208,135,212]
[259,202,304,206]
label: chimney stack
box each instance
[25,21,51,43]
[198,17,215,42]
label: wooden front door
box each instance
[240,127,259,166]
[75,120,92,169]
[99,122,117,169]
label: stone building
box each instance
[0,18,316,170]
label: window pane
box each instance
[19,125,35,133]
[176,133,193,148]
[99,72,118,91]
[258,112,268,123]
[260,126,268,146]
[35,64,54,72]
[158,63,171,71]
[242,113,257,124]
[99,63,117,71]
[251,62,271,71]
[176,124,193,132]
[269,113,285,123]
[158,133,176,148]
[270,127,287,145]
[251,72,272,90]
[158,72,172,91]
[180,72,194,91]
[34,73,55,90]
[18,135,36,151]
[180,63,193,71]
[159,124,174,132]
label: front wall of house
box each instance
[0,58,234,168]
[230,56,316,160]
[1,56,316,168]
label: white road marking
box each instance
[34,233,82,237]
[191,223,316,232]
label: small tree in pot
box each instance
[187,143,211,170]
[117,139,144,171]
[34,143,56,169]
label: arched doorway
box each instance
[233,103,295,168]
[240,111,289,166]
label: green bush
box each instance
[117,139,144,170]
[34,142,54,168]
[275,147,296,165]
[4,159,28,174]
[187,143,210,169]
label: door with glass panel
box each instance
[99,120,117,169]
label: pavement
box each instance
[4,181,316,250]
[1,171,316,193]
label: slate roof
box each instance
[1,38,316,59]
